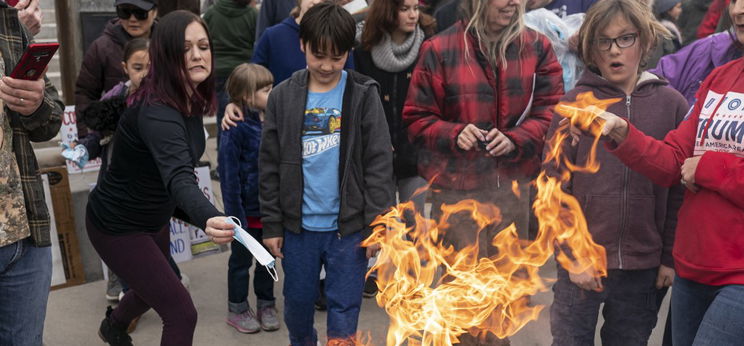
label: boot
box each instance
[98,306,133,346]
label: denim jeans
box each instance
[0,237,52,346]
[282,230,367,345]
[550,267,659,346]
[671,275,744,346]
[228,228,275,310]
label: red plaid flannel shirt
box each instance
[403,22,564,190]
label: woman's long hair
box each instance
[460,0,525,68]
[360,0,435,50]
[130,10,216,117]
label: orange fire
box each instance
[361,92,621,346]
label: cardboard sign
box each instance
[61,106,102,174]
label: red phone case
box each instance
[6,0,19,7]
[10,43,59,80]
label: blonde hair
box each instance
[460,0,525,68]
[225,63,274,108]
[577,0,671,70]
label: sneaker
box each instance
[363,276,378,298]
[106,272,123,301]
[98,306,133,346]
[257,306,280,331]
[314,279,327,311]
[226,309,261,334]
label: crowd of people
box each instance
[0,0,742,345]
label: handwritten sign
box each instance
[61,106,102,174]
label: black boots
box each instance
[98,306,133,346]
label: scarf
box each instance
[371,25,424,73]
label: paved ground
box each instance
[44,251,670,345]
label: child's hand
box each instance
[263,237,284,259]
[365,243,380,259]
[568,267,603,292]
[205,216,235,244]
[655,264,674,289]
[221,103,244,130]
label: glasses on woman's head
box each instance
[116,6,150,20]
[594,33,638,51]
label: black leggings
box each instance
[86,216,196,345]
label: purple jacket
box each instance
[544,71,687,270]
[650,31,741,107]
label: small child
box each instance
[217,63,279,333]
[259,2,394,344]
[545,0,687,345]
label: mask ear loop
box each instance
[266,262,279,282]
[228,216,278,281]
[227,216,242,229]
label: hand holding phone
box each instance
[10,42,59,80]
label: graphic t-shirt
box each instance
[301,71,347,231]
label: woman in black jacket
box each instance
[355,0,435,208]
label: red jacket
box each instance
[610,58,744,286]
[403,22,564,190]
[697,0,729,39]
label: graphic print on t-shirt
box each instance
[302,107,342,158]
[696,90,744,157]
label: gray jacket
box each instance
[259,69,395,239]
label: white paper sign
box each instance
[61,106,102,174]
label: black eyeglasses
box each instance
[594,33,638,51]
[116,6,150,21]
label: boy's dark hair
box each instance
[122,37,149,63]
[299,1,356,56]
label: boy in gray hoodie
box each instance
[258,3,394,345]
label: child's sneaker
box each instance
[98,306,133,346]
[226,308,261,334]
[257,306,280,331]
[363,276,378,298]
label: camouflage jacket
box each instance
[0,4,63,247]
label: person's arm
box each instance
[258,90,283,239]
[502,36,564,162]
[0,69,63,142]
[218,129,248,228]
[138,107,222,230]
[403,40,467,155]
[360,85,395,236]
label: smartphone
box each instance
[5,0,19,7]
[10,42,59,80]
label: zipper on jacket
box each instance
[617,95,632,269]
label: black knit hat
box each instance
[653,0,680,16]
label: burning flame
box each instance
[361,92,621,346]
